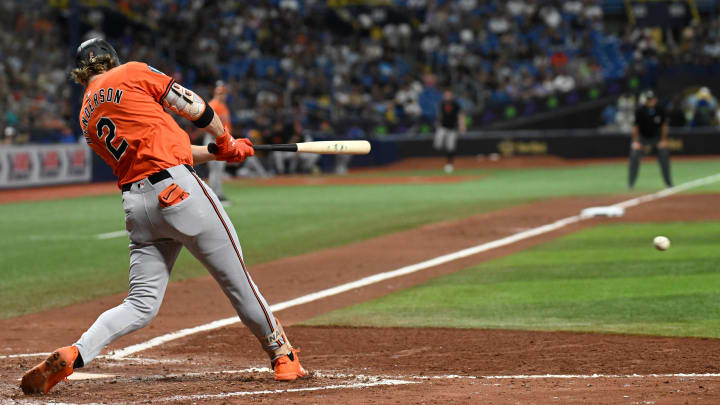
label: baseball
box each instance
[653,236,670,251]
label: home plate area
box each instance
[9,355,720,404]
[4,325,720,404]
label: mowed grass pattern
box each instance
[0,159,718,318]
[305,222,720,338]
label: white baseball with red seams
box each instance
[653,236,671,251]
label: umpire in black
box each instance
[628,90,673,189]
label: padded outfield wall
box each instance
[4,127,719,186]
[346,127,720,168]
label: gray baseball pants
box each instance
[628,140,673,188]
[74,164,281,364]
[434,127,458,152]
[204,133,226,197]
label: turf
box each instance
[0,158,718,318]
[304,221,720,338]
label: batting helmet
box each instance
[75,38,120,68]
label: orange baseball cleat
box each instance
[20,346,79,394]
[273,348,307,381]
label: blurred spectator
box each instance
[686,87,718,127]
[615,93,637,133]
[5,0,624,143]
[1,1,74,142]
[13,0,720,148]
[2,127,16,145]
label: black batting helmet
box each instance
[75,38,120,68]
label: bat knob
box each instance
[208,143,218,154]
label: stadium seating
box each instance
[1,0,718,144]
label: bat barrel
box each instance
[296,140,371,155]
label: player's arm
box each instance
[162,82,253,162]
[191,145,216,164]
[162,83,225,138]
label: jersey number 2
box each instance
[96,117,128,161]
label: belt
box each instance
[121,164,195,192]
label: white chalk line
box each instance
[67,372,116,381]
[313,370,720,381]
[78,367,273,383]
[13,367,272,383]
[403,372,720,380]
[6,368,720,405]
[105,172,720,360]
[160,379,418,402]
[141,370,720,402]
[95,230,127,240]
[0,352,50,359]
[0,353,182,364]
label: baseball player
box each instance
[203,81,231,204]
[628,90,673,189]
[434,89,466,173]
[20,38,306,395]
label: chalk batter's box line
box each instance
[11,369,720,405]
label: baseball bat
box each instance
[208,140,371,155]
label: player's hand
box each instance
[232,138,255,162]
[657,140,667,149]
[214,132,254,163]
[631,141,642,151]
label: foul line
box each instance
[409,372,720,380]
[313,370,720,381]
[64,172,720,360]
[0,352,50,359]
[160,379,417,402]
[95,230,128,240]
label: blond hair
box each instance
[71,54,118,86]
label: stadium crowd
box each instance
[2,0,720,147]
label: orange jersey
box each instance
[79,61,193,187]
[208,98,231,134]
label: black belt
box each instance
[121,164,195,192]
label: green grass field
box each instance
[305,221,720,338]
[0,158,718,320]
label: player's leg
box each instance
[241,155,270,177]
[335,154,351,174]
[158,169,306,380]
[271,151,285,174]
[434,126,446,151]
[73,240,181,364]
[657,146,673,187]
[21,189,181,394]
[444,130,457,173]
[207,159,227,201]
[628,145,643,189]
[288,152,300,174]
[299,152,320,174]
